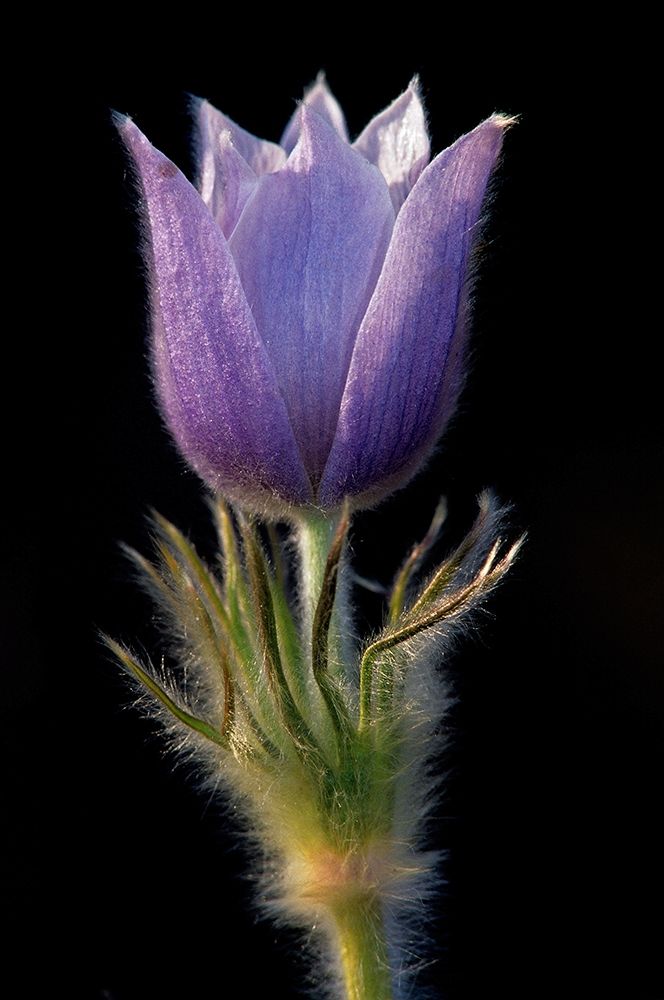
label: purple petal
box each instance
[116,116,311,506]
[280,73,349,154]
[353,79,430,212]
[197,126,258,238]
[319,115,512,507]
[194,98,286,176]
[230,107,394,484]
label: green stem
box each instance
[331,897,393,1000]
[296,509,339,634]
[311,506,353,741]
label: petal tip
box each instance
[309,69,329,92]
[488,111,519,131]
[186,91,204,113]
[280,73,348,152]
[406,76,428,120]
[291,102,331,147]
[113,113,149,157]
[111,109,134,138]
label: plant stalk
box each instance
[296,509,340,626]
[331,896,393,1000]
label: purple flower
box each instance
[117,77,510,513]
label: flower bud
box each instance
[117,78,511,515]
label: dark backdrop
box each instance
[5,36,662,1000]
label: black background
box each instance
[5,34,662,999]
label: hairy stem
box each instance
[296,509,340,637]
[331,898,393,1000]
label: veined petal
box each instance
[320,115,512,507]
[280,72,349,154]
[353,78,430,212]
[229,107,394,484]
[194,97,286,176]
[116,116,311,506]
[197,127,258,238]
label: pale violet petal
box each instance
[353,79,430,212]
[320,115,512,506]
[116,115,311,506]
[197,127,258,237]
[194,97,286,176]
[280,72,349,154]
[230,107,394,484]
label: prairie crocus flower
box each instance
[117,78,511,515]
[111,77,521,1000]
